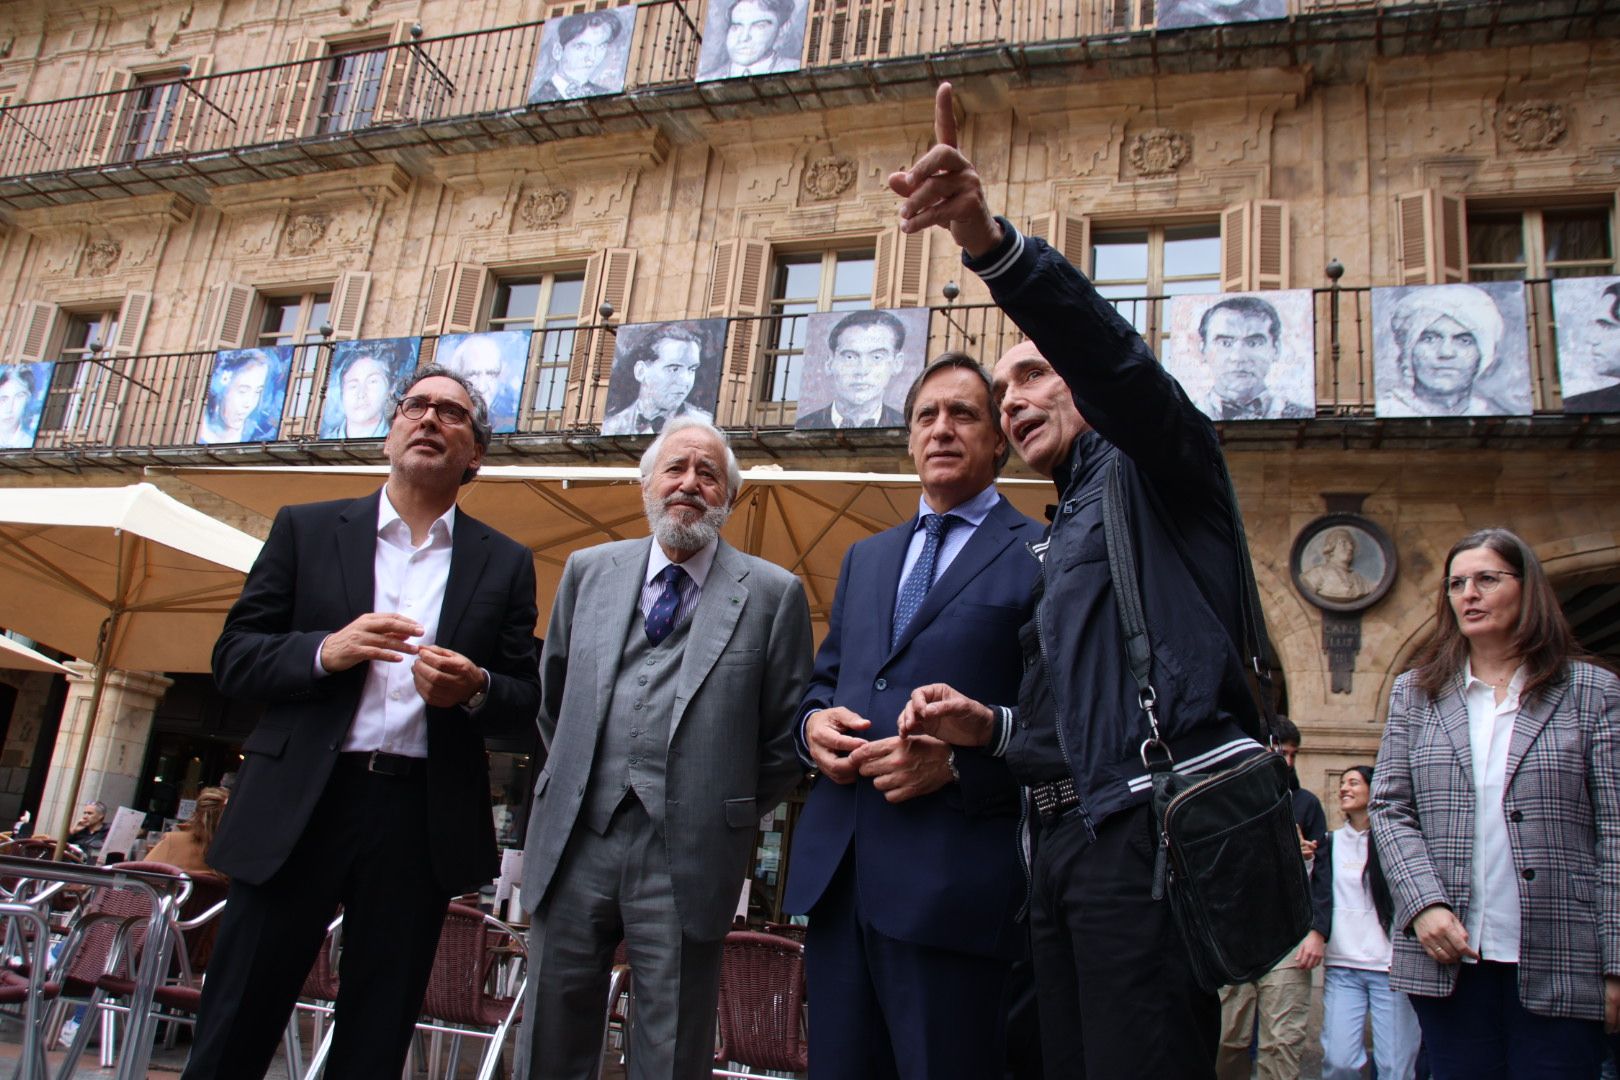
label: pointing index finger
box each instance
[935,82,958,149]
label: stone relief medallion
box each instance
[1127,128,1191,177]
[518,188,571,230]
[802,156,856,201]
[282,212,330,256]
[83,238,122,276]
[1497,102,1567,152]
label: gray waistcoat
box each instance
[579,609,692,835]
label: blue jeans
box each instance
[1321,966,1421,1080]
[1407,961,1605,1080]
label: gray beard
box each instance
[644,491,730,553]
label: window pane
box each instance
[1163,226,1221,280]
[307,297,332,340]
[547,277,585,319]
[1469,267,1524,283]
[1467,213,1526,268]
[493,281,541,324]
[831,253,875,299]
[1096,284,1150,336]
[1092,232,1149,283]
[1162,278,1219,297]
[260,300,301,343]
[775,259,823,303]
[1543,209,1611,265]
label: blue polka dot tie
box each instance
[891,514,962,649]
[644,564,686,645]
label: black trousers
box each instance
[181,759,452,1080]
[1029,802,1219,1079]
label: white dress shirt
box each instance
[1462,660,1525,963]
[641,537,718,628]
[893,482,1002,606]
[323,491,456,758]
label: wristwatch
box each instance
[463,669,491,711]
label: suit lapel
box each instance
[1434,674,1475,789]
[1505,677,1567,789]
[871,520,912,653]
[595,540,652,716]
[335,491,382,620]
[437,509,491,649]
[671,541,748,742]
[888,497,1019,658]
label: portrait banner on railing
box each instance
[528,7,637,104]
[1164,291,1316,422]
[1552,276,1620,413]
[696,0,808,80]
[0,362,54,450]
[602,319,726,436]
[1156,0,1286,30]
[320,337,421,440]
[1372,282,1532,418]
[795,308,929,431]
[437,330,532,434]
[197,348,293,445]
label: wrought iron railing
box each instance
[6,282,1585,460]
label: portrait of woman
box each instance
[319,337,420,440]
[0,363,52,450]
[1373,283,1532,418]
[1370,527,1619,1077]
[197,348,292,445]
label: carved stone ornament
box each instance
[282,212,330,256]
[83,238,122,276]
[1127,128,1192,177]
[518,188,571,230]
[802,156,856,201]
[1497,102,1567,152]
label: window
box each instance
[317,38,389,134]
[1467,207,1614,281]
[486,273,586,414]
[119,72,185,160]
[259,292,332,428]
[762,249,876,404]
[41,309,120,432]
[1090,223,1221,345]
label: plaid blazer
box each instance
[1370,661,1620,1020]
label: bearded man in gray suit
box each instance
[515,416,813,1080]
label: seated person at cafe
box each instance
[148,787,231,878]
[66,800,109,861]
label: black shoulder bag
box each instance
[1101,457,1311,991]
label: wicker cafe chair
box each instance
[283,915,343,1080]
[712,930,808,1078]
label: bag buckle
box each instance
[1137,685,1172,769]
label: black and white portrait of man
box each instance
[1372,282,1532,418]
[600,319,726,436]
[528,7,636,104]
[1165,291,1315,421]
[795,308,928,431]
[1553,276,1620,413]
[696,0,806,80]
[1155,0,1286,30]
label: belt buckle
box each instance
[367,750,404,776]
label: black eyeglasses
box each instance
[1443,570,1521,596]
[396,395,473,427]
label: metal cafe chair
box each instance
[596,938,634,1080]
[712,930,809,1079]
[282,914,343,1080]
[0,900,55,1080]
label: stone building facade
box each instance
[0,0,1616,841]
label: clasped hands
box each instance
[805,683,993,804]
[318,611,486,708]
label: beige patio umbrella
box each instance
[0,633,70,675]
[0,483,262,855]
[151,464,1051,630]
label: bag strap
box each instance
[1217,464,1280,749]
[1100,456,1169,770]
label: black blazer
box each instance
[209,492,541,894]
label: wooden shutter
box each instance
[169,56,215,153]
[1394,190,1465,285]
[590,248,636,378]
[1025,213,1091,275]
[329,271,372,340]
[375,22,418,124]
[567,252,606,387]
[707,239,769,376]
[197,282,254,349]
[110,291,152,357]
[12,301,61,362]
[1221,201,1291,291]
[270,40,324,141]
[872,227,932,308]
[421,263,485,334]
[86,70,135,165]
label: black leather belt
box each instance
[337,751,427,779]
[1030,775,1080,821]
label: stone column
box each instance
[38,662,173,841]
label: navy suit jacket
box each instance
[782,494,1042,960]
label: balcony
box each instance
[0,0,1593,209]
[2,281,1615,474]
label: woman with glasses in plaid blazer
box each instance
[1371,526,1620,1077]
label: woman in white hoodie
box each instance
[1296,765,1421,1080]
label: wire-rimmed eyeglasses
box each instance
[1443,570,1520,596]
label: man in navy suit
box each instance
[783,353,1042,1079]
